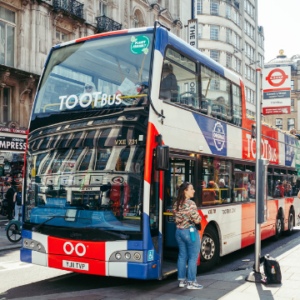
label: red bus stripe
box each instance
[76,30,129,43]
[144,122,159,184]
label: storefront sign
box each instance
[0,136,26,151]
[187,19,198,49]
[0,127,27,134]
[262,67,291,115]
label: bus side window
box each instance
[159,48,199,110]
[201,157,232,206]
[200,65,232,123]
[232,84,242,126]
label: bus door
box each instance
[161,154,197,277]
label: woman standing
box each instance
[173,182,203,289]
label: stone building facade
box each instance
[264,51,300,132]
[0,0,191,131]
[196,0,265,117]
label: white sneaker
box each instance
[179,280,186,288]
[187,281,203,290]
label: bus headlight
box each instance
[124,252,131,260]
[23,238,46,253]
[133,252,141,260]
[110,250,143,262]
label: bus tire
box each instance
[199,225,220,272]
[273,213,284,241]
[286,212,294,236]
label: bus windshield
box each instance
[33,32,153,114]
[23,32,152,239]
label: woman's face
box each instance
[184,184,195,199]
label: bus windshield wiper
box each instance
[32,216,92,232]
[84,227,130,240]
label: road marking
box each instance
[0,261,32,272]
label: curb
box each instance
[0,244,21,252]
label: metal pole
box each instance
[254,68,262,273]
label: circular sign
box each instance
[265,69,289,87]
[130,35,150,55]
[213,122,225,151]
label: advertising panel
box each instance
[262,66,291,115]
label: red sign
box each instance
[0,127,27,135]
[265,69,289,87]
[242,130,279,164]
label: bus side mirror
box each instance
[155,145,169,171]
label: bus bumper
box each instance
[20,248,159,279]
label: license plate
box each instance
[63,260,89,271]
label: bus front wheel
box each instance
[199,225,220,272]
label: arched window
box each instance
[133,12,139,28]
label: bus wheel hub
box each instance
[201,237,215,260]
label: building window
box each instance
[234,57,237,71]
[99,0,107,16]
[56,30,69,43]
[226,53,232,68]
[226,28,231,44]
[244,20,247,33]
[198,24,203,39]
[0,6,15,67]
[0,87,11,123]
[210,50,219,62]
[133,13,139,28]
[210,25,219,40]
[291,99,295,112]
[210,0,219,15]
[291,80,294,90]
[237,59,241,74]
[226,4,231,19]
[288,118,295,131]
[236,12,240,26]
[275,118,283,129]
[197,0,202,14]
[237,36,240,49]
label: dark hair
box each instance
[162,63,173,73]
[176,182,192,211]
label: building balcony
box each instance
[53,0,84,20]
[96,15,122,33]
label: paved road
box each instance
[0,228,299,300]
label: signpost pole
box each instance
[254,68,262,273]
[246,68,269,283]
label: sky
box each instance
[258,0,300,63]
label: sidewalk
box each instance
[9,230,300,300]
[0,215,22,251]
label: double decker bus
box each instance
[21,23,300,280]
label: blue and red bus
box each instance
[21,23,300,280]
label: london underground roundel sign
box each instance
[265,68,289,87]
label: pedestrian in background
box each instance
[5,182,16,225]
[173,182,203,290]
[14,182,22,221]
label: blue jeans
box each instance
[175,227,200,282]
